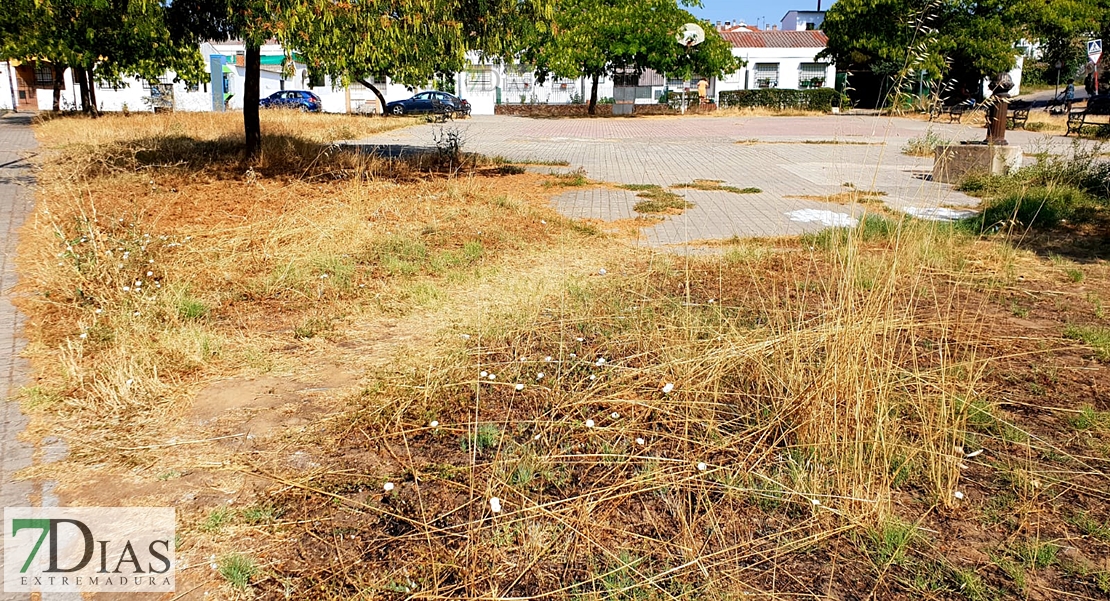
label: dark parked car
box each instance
[259,90,322,112]
[385,91,470,116]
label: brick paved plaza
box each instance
[354,113,1073,245]
[0,113,39,601]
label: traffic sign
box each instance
[1089,39,1102,65]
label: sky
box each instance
[689,0,835,30]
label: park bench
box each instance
[1006,100,1031,129]
[940,102,979,124]
[1066,96,1110,135]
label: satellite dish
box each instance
[676,23,706,47]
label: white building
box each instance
[1,21,840,115]
[716,30,835,95]
[0,42,423,114]
[781,10,826,32]
[453,54,616,115]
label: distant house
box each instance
[780,10,826,32]
[713,21,759,34]
[716,30,834,94]
[1,13,839,114]
[0,41,424,114]
[454,54,615,115]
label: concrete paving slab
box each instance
[353,113,1060,246]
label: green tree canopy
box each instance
[522,0,739,114]
[168,0,552,155]
[1,0,203,114]
[821,0,1099,105]
[1023,0,1100,77]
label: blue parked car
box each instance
[259,90,322,112]
[385,91,471,116]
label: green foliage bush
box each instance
[718,88,847,111]
[976,187,1098,229]
[958,143,1110,230]
[659,90,701,109]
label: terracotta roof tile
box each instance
[721,30,828,49]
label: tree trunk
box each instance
[75,67,92,115]
[52,64,65,112]
[357,78,387,114]
[588,73,600,116]
[86,67,98,117]
[244,44,262,158]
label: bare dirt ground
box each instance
[10,111,1110,600]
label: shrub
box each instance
[975,186,1096,229]
[801,214,901,249]
[959,143,1110,231]
[717,88,847,112]
[660,90,701,109]
[1019,143,1110,199]
[902,131,949,157]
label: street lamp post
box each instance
[1055,61,1062,104]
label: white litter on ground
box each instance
[903,206,978,221]
[785,209,858,228]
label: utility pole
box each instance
[1055,61,1061,104]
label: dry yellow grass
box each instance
[15,111,1110,599]
[1021,110,1068,133]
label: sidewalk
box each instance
[0,112,38,601]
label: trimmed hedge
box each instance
[718,88,847,112]
[492,104,689,117]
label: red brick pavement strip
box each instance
[0,113,50,601]
[0,113,36,505]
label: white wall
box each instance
[0,63,14,111]
[87,78,151,113]
[716,46,835,95]
[982,55,1025,98]
[454,56,616,115]
[781,11,825,31]
[2,45,638,116]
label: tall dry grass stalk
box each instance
[17,111,567,457]
[264,210,1002,597]
[18,111,1044,599]
[35,110,421,179]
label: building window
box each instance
[612,69,638,87]
[504,65,533,98]
[754,63,779,88]
[140,75,173,91]
[34,64,54,87]
[98,80,127,91]
[466,66,494,92]
[799,63,827,89]
[805,22,816,31]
